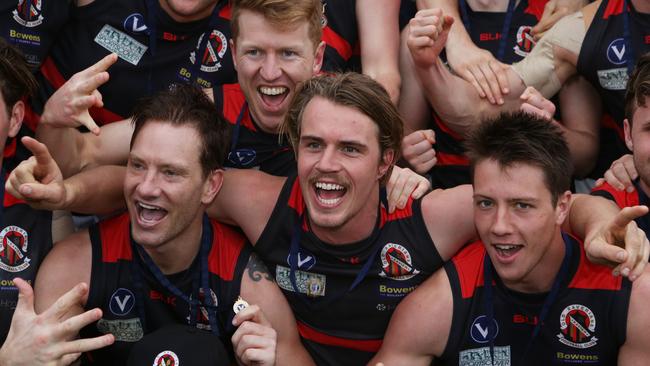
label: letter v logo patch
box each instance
[110,288,135,316]
[470,315,499,343]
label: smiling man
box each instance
[371,112,650,365]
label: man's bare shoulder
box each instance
[581,0,602,27]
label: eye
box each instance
[245,48,260,57]
[163,169,178,177]
[476,199,493,209]
[282,49,297,58]
[515,202,532,210]
[129,160,144,171]
[342,146,360,154]
[305,141,321,150]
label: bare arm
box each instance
[234,253,314,366]
[369,268,452,365]
[357,0,401,104]
[619,268,650,365]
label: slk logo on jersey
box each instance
[123,13,148,35]
[12,0,44,27]
[228,149,257,166]
[287,249,316,270]
[607,38,627,65]
[514,26,535,57]
[0,226,30,273]
[153,350,179,366]
[379,243,420,281]
[557,304,598,349]
[470,315,499,343]
[190,29,228,73]
[109,288,135,316]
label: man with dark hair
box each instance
[592,53,650,237]
[32,84,312,365]
[371,111,650,365]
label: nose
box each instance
[260,53,282,80]
[490,206,513,237]
[315,146,341,173]
[136,170,161,199]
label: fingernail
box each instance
[629,274,637,281]
[627,186,635,193]
[616,251,626,261]
[613,269,620,276]
[21,186,32,194]
[622,268,630,277]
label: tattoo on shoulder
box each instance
[246,253,274,283]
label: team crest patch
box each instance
[94,24,148,66]
[470,315,499,344]
[606,38,627,65]
[513,25,535,57]
[109,288,135,316]
[0,226,30,273]
[154,350,180,366]
[597,67,628,91]
[459,346,511,366]
[378,243,420,281]
[12,0,44,27]
[123,13,148,35]
[189,29,228,73]
[557,304,598,349]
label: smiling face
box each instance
[158,0,218,22]
[625,98,650,194]
[124,121,220,251]
[231,9,324,133]
[473,159,570,293]
[297,97,393,244]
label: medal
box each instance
[233,296,249,314]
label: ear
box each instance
[378,148,395,180]
[624,118,634,151]
[201,169,224,205]
[8,101,24,138]
[230,39,238,70]
[312,41,326,74]
[555,190,572,226]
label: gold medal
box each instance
[233,296,249,314]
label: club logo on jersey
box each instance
[0,226,30,273]
[459,346,511,366]
[557,304,598,349]
[320,2,328,28]
[287,248,316,271]
[228,149,257,167]
[109,288,135,316]
[97,317,143,342]
[12,0,44,27]
[190,29,228,73]
[470,315,499,344]
[513,25,536,57]
[607,38,627,65]
[123,13,149,35]
[188,288,219,331]
[379,243,420,281]
[153,350,179,366]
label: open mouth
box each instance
[136,201,168,225]
[258,86,288,109]
[314,181,346,207]
[492,244,523,259]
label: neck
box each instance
[503,231,567,293]
[467,0,517,12]
[158,0,217,23]
[632,0,650,13]
[141,216,204,275]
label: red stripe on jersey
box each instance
[433,113,463,140]
[3,138,16,160]
[568,240,623,290]
[451,242,487,299]
[40,56,66,88]
[437,152,469,166]
[604,0,625,19]
[591,182,640,208]
[601,113,625,141]
[4,191,26,208]
[219,3,231,19]
[208,220,246,280]
[322,26,353,61]
[89,105,125,126]
[379,198,414,228]
[100,214,133,262]
[287,178,305,217]
[524,0,548,20]
[297,321,382,352]
[221,83,256,131]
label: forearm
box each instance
[62,165,126,214]
[36,124,86,178]
[565,194,620,240]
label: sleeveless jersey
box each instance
[430,0,547,189]
[320,0,361,73]
[214,83,295,176]
[254,175,443,365]
[437,239,631,365]
[27,0,236,128]
[577,0,650,178]
[79,213,251,365]
[591,180,650,238]
[0,0,72,70]
[0,189,52,343]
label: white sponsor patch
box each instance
[597,68,628,91]
[459,346,511,366]
[97,318,143,342]
[276,265,326,297]
[94,24,148,66]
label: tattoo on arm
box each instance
[246,253,274,282]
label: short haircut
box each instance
[231,0,323,50]
[281,72,403,184]
[465,111,573,205]
[0,38,37,116]
[130,84,230,176]
[624,52,650,126]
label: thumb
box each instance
[78,112,101,136]
[19,183,63,203]
[13,278,35,315]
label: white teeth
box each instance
[138,202,161,210]
[317,197,342,205]
[259,86,287,96]
[495,245,518,250]
[315,182,344,191]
